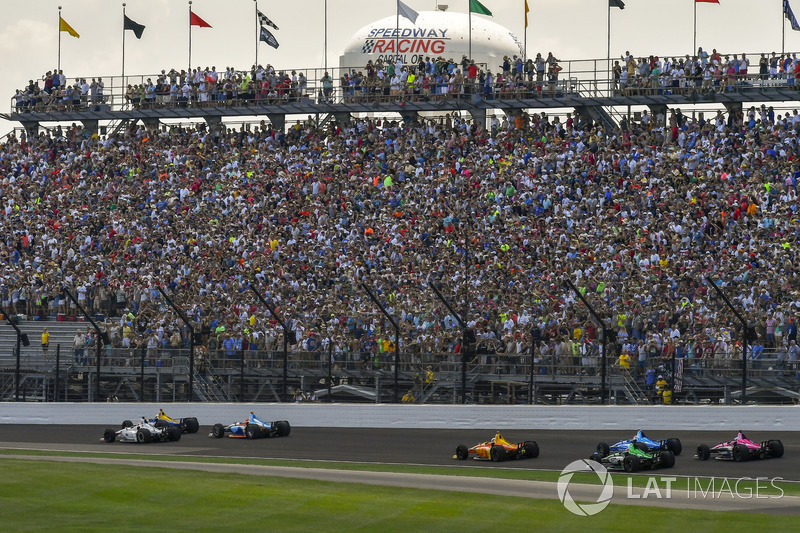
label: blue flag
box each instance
[786,0,800,31]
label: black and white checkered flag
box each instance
[362,40,376,54]
[258,10,279,31]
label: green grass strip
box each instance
[0,447,795,497]
[0,460,794,532]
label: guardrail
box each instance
[10,53,800,117]
[1,345,797,404]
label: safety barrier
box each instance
[1,402,797,431]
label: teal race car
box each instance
[590,441,675,472]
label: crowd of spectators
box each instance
[613,48,800,96]
[11,52,567,113]
[15,49,800,115]
[2,55,800,384]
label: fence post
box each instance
[140,344,146,402]
[705,276,748,405]
[327,336,333,400]
[54,344,60,402]
[240,345,245,402]
[429,282,471,404]
[61,288,107,402]
[248,284,294,402]
[156,287,195,402]
[361,282,401,403]
[565,279,607,405]
[15,334,21,402]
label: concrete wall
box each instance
[1,403,797,431]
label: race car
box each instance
[596,429,682,458]
[102,418,182,444]
[148,409,200,434]
[590,441,675,472]
[696,431,784,462]
[454,432,539,462]
[210,412,291,439]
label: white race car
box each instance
[102,418,182,444]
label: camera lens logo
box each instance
[557,459,614,516]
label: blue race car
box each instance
[596,429,682,458]
[210,412,291,439]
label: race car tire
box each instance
[122,420,133,428]
[659,450,675,469]
[245,424,260,439]
[623,455,640,473]
[103,429,116,443]
[168,427,182,442]
[455,444,470,460]
[767,440,784,459]
[275,421,291,437]
[182,418,200,434]
[212,423,226,439]
[137,428,152,444]
[523,441,539,459]
[490,445,507,462]
[732,444,748,462]
[589,453,603,463]
[666,438,682,456]
[597,442,610,458]
[696,444,710,461]
[154,419,169,429]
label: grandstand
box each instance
[2,50,799,405]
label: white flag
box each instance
[398,1,419,24]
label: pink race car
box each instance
[696,431,784,462]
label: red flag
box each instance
[695,0,720,3]
[190,12,212,27]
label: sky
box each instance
[1,0,798,135]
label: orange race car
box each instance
[454,432,539,462]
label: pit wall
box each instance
[1,404,798,431]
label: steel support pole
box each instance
[327,337,333,400]
[15,334,21,402]
[283,333,289,402]
[429,282,468,404]
[247,284,291,402]
[62,288,105,402]
[140,344,146,402]
[54,344,61,402]
[240,346,245,401]
[705,277,747,404]
[361,282,402,403]
[565,279,607,405]
[156,287,195,402]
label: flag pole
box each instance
[58,5,62,72]
[122,3,127,87]
[693,0,697,55]
[469,2,472,61]
[524,1,528,61]
[254,0,258,68]
[188,1,193,74]
[783,0,786,57]
[396,1,400,66]
[607,2,611,95]
[324,0,328,71]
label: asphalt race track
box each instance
[1,426,798,482]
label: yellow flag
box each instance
[59,16,80,38]
[525,0,530,28]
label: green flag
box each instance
[469,0,492,16]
